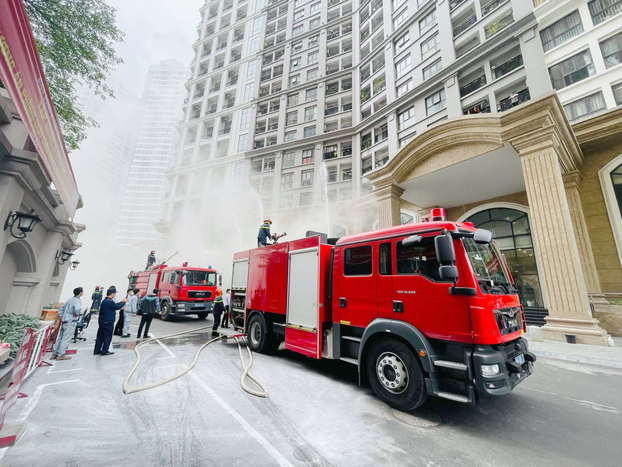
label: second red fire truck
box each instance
[231,208,535,410]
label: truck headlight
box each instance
[177,303,186,309]
[481,364,500,376]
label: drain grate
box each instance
[392,408,441,428]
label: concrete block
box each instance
[527,325,544,342]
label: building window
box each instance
[285,130,297,141]
[286,111,298,126]
[419,10,437,35]
[304,126,316,137]
[307,68,318,80]
[309,35,319,46]
[252,18,262,34]
[250,38,260,54]
[287,93,299,107]
[549,50,596,90]
[397,79,413,97]
[302,148,314,164]
[394,9,408,29]
[344,246,372,276]
[310,2,321,14]
[280,194,293,208]
[238,134,248,152]
[398,106,415,130]
[291,57,301,71]
[244,83,254,102]
[395,54,412,79]
[283,152,295,168]
[588,0,622,25]
[247,61,257,79]
[304,106,317,121]
[290,74,300,87]
[613,81,622,105]
[426,89,446,115]
[233,162,245,181]
[600,32,622,69]
[240,107,251,130]
[395,32,410,55]
[301,169,314,186]
[294,9,305,21]
[300,192,313,206]
[421,34,439,60]
[540,10,584,52]
[307,51,319,66]
[466,208,543,308]
[281,172,294,189]
[310,18,321,29]
[306,88,318,101]
[422,59,442,80]
[563,91,606,121]
[293,25,304,36]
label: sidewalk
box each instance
[527,336,622,369]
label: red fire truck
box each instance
[231,209,535,410]
[128,264,220,321]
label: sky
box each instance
[106,0,202,96]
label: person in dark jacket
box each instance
[146,250,156,269]
[212,289,224,337]
[257,219,272,247]
[94,286,127,356]
[138,289,161,338]
[90,286,103,311]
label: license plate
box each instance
[515,354,525,365]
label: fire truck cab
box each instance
[231,210,535,410]
[128,265,220,321]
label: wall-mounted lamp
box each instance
[4,209,42,239]
[55,250,73,265]
[69,260,80,271]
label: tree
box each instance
[24,0,124,151]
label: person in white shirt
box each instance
[52,287,84,360]
[221,289,231,328]
[121,288,138,338]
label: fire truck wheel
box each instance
[161,301,173,321]
[197,313,208,320]
[247,314,268,353]
[366,338,427,411]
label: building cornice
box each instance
[571,106,622,146]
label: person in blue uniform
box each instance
[257,219,272,248]
[94,286,128,356]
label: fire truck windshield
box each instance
[182,270,216,286]
[462,238,511,287]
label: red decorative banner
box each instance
[0,0,79,217]
[0,327,35,429]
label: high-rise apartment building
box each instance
[115,60,188,247]
[161,0,622,343]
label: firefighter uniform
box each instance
[146,251,156,269]
[212,292,224,336]
[90,287,103,311]
[257,222,272,248]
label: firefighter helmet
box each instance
[263,219,272,224]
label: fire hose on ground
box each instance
[122,326,268,398]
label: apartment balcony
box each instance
[193,90,205,100]
[325,105,339,116]
[205,26,216,36]
[324,151,338,160]
[453,13,477,38]
[254,141,265,149]
[532,0,550,7]
[325,83,339,96]
[342,147,352,157]
[202,127,214,139]
[202,49,212,57]
[207,105,218,115]
[460,75,486,97]
[218,125,232,136]
[342,81,352,91]
[224,98,236,109]
[450,0,467,10]
[493,54,523,80]
[210,84,221,93]
[259,89,270,98]
[463,99,491,115]
[226,77,238,86]
[328,31,340,41]
[497,88,530,112]
[481,0,506,17]
[233,34,244,43]
[237,12,247,20]
[230,53,241,63]
[213,62,224,70]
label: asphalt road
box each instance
[2,314,621,467]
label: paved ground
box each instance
[2,315,621,467]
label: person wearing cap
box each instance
[212,289,225,337]
[94,286,128,356]
[146,250,156,269]
[90,286,103,312]
[257,219,272,248]
[120,288,139,338]
[51,287,84,361]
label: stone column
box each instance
[375,184,404,229]
[563,171,611,312]
[519,145,610,345]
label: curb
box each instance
[532,350,622,370]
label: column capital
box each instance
[373,183,404,200]
[512,125,580,173]
[562,170,581,189]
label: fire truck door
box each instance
[337,243,377,327]
[392,235,471,342]
[377,241,394,320]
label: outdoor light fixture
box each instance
[69,260,80,271]
[55,250,73,265]
[4,209,42,239]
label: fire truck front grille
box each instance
[494,307,522,335]
[188,291,212,299]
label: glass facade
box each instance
[467,208,544,309]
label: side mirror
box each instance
[439,265,459,281]
[402,235,423,247]
[473,229,493,244]
[434,234,455,263]
[218,274,223,286]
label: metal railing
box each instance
[450,0,466,11]
[497,88,530,112]
[460,75,486,97]
[453,13,477,37]
[482,0,505,17]
[24,322,56,381]
[493,54,523,79]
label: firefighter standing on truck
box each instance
[257,219,272,248]
[146,250,156,269]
